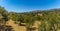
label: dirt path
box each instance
[32,21,41,31]
[6,19,26,31]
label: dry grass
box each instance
[6,19,41,31]
[6,19,26,31]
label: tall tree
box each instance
[0,6,8,25]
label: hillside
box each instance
[0,6,60,31]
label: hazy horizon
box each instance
[0,0,60,12]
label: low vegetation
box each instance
[0,6,60,31]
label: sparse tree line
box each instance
[0,6,60,31]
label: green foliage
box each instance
[1,6,60,31]
[8,8,60,31]
[0,6,8,25]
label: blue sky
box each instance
[0,0,60,12]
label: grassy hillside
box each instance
[0,6,60,31]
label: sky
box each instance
[0,0,60,12]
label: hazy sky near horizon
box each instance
[0,0,60,12]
